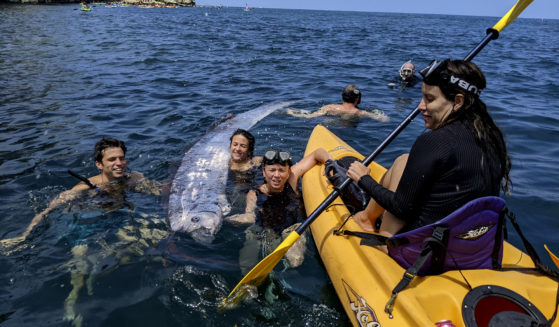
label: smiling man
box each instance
[0,137,163,325]
[0,138,160,247]
[92,138,129,184]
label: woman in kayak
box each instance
[346,59,511,250]
[228,148,332,272]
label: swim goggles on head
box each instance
[263,149,292,166]
[419,59,483,97]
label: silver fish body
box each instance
[168,101,296,244]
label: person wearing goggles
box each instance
[227,148,332,271]
[388,61,421,89]
[287,84,388,122]
[347,59,511,251]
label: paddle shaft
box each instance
[296,29,500,236]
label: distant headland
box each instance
[1,0,195,5]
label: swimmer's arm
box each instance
[1,185,88,247]
[252,156,263,168]
[24,185,87,234]
[287,106,330,118]
[129,171,162,196]
[289,148,332,190]
[226,190,257,225]
[360,109,389,122]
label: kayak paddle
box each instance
[221,0,535,306]
[545,244,559,270]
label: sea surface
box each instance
[1,4,558,326]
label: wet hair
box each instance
[230,129,255,159]
[437,59,512,193]
[94,138,127,163]
[341,84,361,104]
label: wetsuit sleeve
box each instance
[357,131,449,223]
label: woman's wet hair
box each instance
[94,138,127,163]
[230,129,255,159]
[341,84,361,104]
[437,59,512,194]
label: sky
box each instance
[196,0,559,20]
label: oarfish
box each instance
[168,101,296,244]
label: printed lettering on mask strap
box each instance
[450,75,482,96]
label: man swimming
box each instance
[0,138,160,247]
[0,137,163,327]
[287,84,388,122]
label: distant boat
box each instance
[244,3,253,11]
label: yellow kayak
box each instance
[302,124,558,327]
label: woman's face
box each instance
[230,134,250,162]
[263,163,290,193]
[418,83,455,130]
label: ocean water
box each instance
[1,4,558,326]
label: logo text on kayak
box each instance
[342,279,381,327]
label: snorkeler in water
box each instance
[387,60,422,89]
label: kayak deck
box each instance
[302,124,558,326]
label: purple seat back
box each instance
[388,196,506,275]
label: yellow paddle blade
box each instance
[221,231,300,307]
[492,0,533,32]
[544,244,559,270]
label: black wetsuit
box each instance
[358,120,502,231]
[254,183,301,235]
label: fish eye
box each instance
[191,216,200,223]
